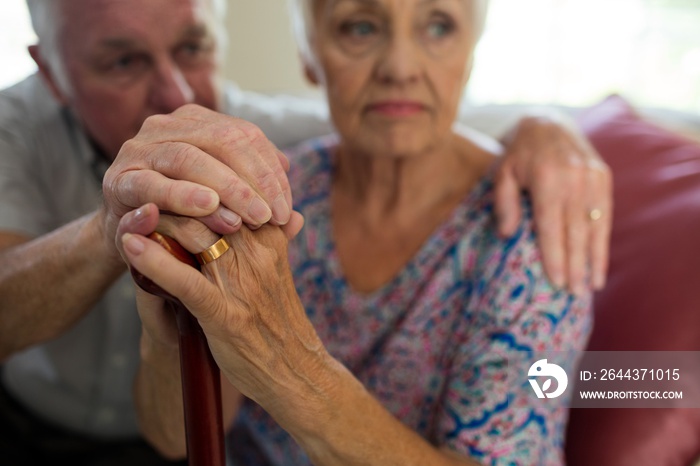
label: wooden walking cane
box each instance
[130,232,226,466]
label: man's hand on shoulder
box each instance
[494,113,612,295]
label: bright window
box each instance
[0,0,36,89]
[467,0,700,112]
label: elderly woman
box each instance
[118,0,594,464]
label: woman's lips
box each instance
[366,101,426,117]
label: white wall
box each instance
[223,0,317,95]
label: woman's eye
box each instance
[426,20,453,39]
[339,20,378,37]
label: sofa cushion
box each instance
[565,95,700,466]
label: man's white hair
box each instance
[287,0,490,72]
[25,0,228,92]
[26,0,69,91]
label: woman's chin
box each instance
[351,130,442,159]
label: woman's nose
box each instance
[149,61,195,113]
[375,35,421,85]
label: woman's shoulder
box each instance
[465,182,591,331]
[464,181,539,280]
[451,177,550,304]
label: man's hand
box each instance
[495,114,612,294]
[102,104,294,255]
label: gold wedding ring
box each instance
[588,208,603,221]
[196,236,231,265]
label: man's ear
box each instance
[28,45,70,105]
[303,61,320,86]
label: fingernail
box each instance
[194,190,217,210]
[134,205,150,223]
[220,207,242,228]
[248,197,272,224]
[593,273,606,290]
[272,195,290,225]
[122,233,145,256]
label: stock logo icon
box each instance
[528,359,568,399]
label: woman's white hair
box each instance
[287,0,490,71]
[287,0,317,71]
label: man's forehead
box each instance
[96,24,209,46]
[57,0,216,45]
[57,0,214,29]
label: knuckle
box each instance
[174,103,206,118]
[141,113,172,132]
[493,161,509,182]
[536,222,557,239]
[219,120,263,147]
[597,165,613,189]
[272,151,289,177]
[166,215,209,238]
[520,115,544,129]
[242,226,286,264]
[532,163,560,188]
[162,183,180,209]
[567,167,587,190]
[239,120,265,143]
[155,142,197,175]
[568,223,587,241]
[220,176,255,205]
[117,138,140,159]
[256,170,282,198]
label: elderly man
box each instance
[0,0,610,464]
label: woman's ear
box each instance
[28,45,70,105]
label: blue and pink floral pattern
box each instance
[227,136,592,466]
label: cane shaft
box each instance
[171,299,225,466]
[130,232,226,466]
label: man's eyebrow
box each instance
[332,0,457,8]
[332,0,380,7]
[179,24,212,40]
[95,25,211,51]
[96,38,142,50]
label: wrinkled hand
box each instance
[102,104,294,259]
[494,113,612,294]
[115,204,304,352]
[119,212,322,410]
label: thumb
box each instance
[121,232,221,326]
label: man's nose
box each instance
[149,61,195,113]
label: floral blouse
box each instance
[227,136,592,466]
